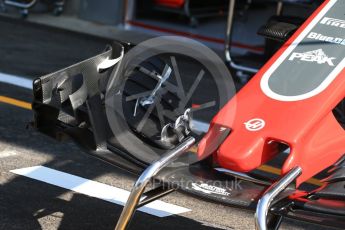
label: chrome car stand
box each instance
[115,137,196,230]
[115,135,302,230]
[255,167,302,230]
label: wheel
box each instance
[105,37,235,164]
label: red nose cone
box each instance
[218,136,260,171]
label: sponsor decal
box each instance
[244,118,265,131]
[191,183,231,196]
[320,17,345,29]
[260,0,344,102]
[307,32,345,46]
[289,49,336,66]
[219,126,228,132]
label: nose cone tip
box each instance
[217,137,267,172]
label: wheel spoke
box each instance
[191,101,216,112]
[155,96,166,129]
[137,66,179,93]
[136,100,158,133]
[136,88,168,132]
[126,91,152,102]
[170,56,185,99]
[177,69,205,113]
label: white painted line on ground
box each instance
[10,166,191,217]
[0,72,32,89]
[0,150,17,158]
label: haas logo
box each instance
[244,118,265,131]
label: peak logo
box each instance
[320,17,345,29]
[289,49,336,66]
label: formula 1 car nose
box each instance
[200,0,345,187]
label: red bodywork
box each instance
[198,0,345,187]
[154,0,185,8]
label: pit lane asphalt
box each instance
[0,16,335,230]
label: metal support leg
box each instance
[115,137,195,230]
[53,0,64,16]
[225,0,236,65]
[255,167,302,230]
[276,1,284,16]
[225,0,259,73]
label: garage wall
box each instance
[63,0,126,26]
